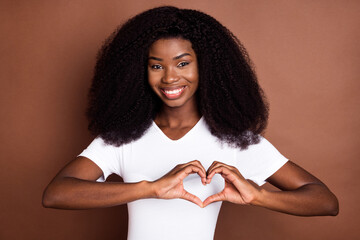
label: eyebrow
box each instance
[148,53,191,61]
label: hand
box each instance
[203,161,261,207]
[152,160,207,207]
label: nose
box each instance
[162,67,179,84]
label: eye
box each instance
[150,64,163,70]
[177,61,189,68]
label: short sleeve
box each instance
[235,137,288,186]
[78,137,121,182]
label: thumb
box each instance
[181,190,204,208]
[203,191,225,207]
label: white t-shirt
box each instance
[78,117,288,240]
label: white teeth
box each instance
[164,87,183,94]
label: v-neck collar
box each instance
[152,117,204,143]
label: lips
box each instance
[160,86,186,99]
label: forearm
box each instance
[253,183,339,216]
[42,177,155,209]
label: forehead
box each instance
[148,38,195,57]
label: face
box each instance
[147,38,199,109]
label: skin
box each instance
[43,38,339,216]
[147,38,201,140]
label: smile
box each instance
[160,86,186,99]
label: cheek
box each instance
[183,68,198,82]
[147,73,157,87]
[189,71,199,85]
[188,64,199,82]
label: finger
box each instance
[206,161,222,183]
[203,192,225,207]
[209,167,251,194]
[178,165,207,181]
[208,162,237,173]
[187,160,207,184]
[207,161,220,175]
[207,166,238,183]
[176,160,207,183]
[207,163,234,183]
[173,160,203,170]
[181,190,204,208]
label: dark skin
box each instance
[43,38,339,216]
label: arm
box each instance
[42,157,206,209]
[42,156,153,209]
[256,161,339,216]
[203,161,339,216]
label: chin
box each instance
[162,99,187,108]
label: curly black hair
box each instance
[87,6,269,149]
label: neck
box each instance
[155,101,201,128]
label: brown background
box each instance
[1,0,359,239]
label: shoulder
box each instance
[235,136,289,186]
[239,136,283,156]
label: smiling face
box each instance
[147,38,199,109]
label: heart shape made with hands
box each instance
[183,173,225,202]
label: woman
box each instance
[43,6,338,240]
